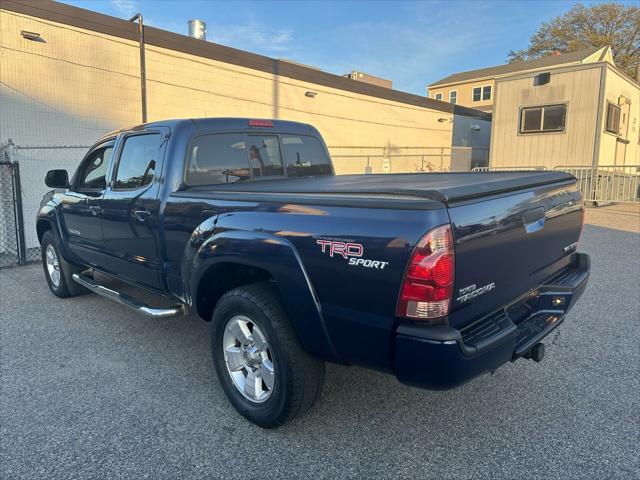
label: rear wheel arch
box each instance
[188,231,342,363]
[194,262,275,321]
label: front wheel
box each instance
[40,230,88,298]
[211,282,325,428]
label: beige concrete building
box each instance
[0,0,489,250]
[428,47,640,169]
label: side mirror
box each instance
[45,169,69,188]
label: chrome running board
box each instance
[72,272,184,319]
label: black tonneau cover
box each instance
[187,172,575,205]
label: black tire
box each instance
[41,230,89,298]
[211,282,325,428]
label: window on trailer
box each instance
[605,102,621,135]
[520,104,566,134]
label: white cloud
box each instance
[294,2,504,94]
[110,0,140,19]
[209,23,294,54]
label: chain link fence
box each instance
[0,141,90,267]
[329,146,489,174]
[0,141,23,267]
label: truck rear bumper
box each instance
[394,253,590,390]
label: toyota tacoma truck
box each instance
[37,118,590,428]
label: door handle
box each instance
[89,205,101,216]
[132,210,151,222]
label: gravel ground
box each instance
[1,217,639,479]
[584,203,640,233]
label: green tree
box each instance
[509,2,640,80]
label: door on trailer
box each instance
[614,99,630,166]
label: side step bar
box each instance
[72,272,185,319]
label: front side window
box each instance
[473,87,481,102]
[520,104,566,133]
[281,136,332,177]
[449,90,457,104]
[186,133,250,186]
[76,145,113,190]
[605,102,621,135]
[482,85,491,101]
[246,135,284,177]
[113,134,160,189]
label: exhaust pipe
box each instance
[524,343,545,362]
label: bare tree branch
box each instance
[508,3,640,79]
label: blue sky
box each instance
[62,0,624,95]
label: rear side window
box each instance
[113,134,160,189]
[281,136,332,177]
[186,134,250,186]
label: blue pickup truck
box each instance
[37,118,589,427]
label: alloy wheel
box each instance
[45,244,61,288]
[222,315,275,403]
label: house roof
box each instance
[428,47,607,88]
[3,0,491,120]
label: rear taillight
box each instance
[396,224,455,323]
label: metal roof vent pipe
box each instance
[188,20,206,40]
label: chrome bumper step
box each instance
[72,272,185,319]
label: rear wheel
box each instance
[40,230,88,298]
[211,282,325,428]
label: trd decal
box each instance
[316,239,389,270]
[316,240,363,259]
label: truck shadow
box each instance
[77,271,560,435]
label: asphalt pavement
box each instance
[1,212,639,479]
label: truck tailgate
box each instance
[447,177,583,329]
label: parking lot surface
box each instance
[1,209,639,479]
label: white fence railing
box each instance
[472,166,548,172]
[553,165,640,205]
[472,164,640,204]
